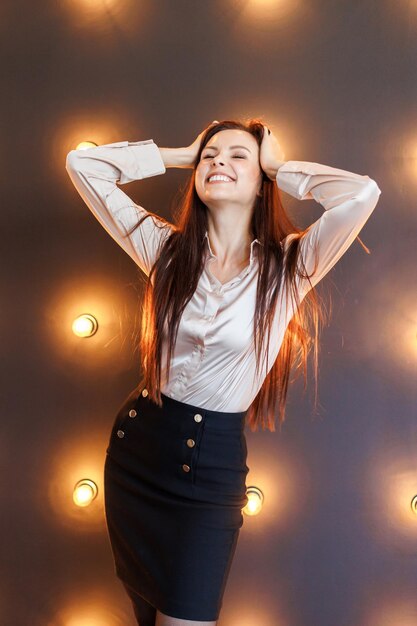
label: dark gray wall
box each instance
[2,1,417,625]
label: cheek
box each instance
[195,167,207,189]
[194,176,205,198]
[248,169,263,190]
[247,164,261,180]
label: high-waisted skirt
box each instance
[103,385,249,622]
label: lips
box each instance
[206,174,235,183]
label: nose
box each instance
[211,156,225,166]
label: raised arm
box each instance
[259,127,382,292]
[65,139,174,276]
[276,161,382,291]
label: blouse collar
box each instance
[203,231,262,266]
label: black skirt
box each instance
[104,385,249,622]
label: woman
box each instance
[65,119,381,626]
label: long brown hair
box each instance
[125,119,331,432]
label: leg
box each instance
[122,580,157,626]
[155,609,216,626]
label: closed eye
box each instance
[202,155,246,159]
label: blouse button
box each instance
[128,409,137,418]
[117,430,125,438]
[182,464,191,472]
[194,414,203,423]
[187,438,195,448]
[141,388,148,397]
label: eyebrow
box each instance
[202,145,251,153]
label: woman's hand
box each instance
[259,125,286,180]
[159,121,219,169]
[184,120,219,166]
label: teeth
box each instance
[208,175,233,183]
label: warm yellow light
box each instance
[243,485,264,516]
[72,314,98,337]
[66,618,105,626]
[411,495,417,514]
[251,0,279,5]
[75,140,98,150]
[73,479,98,507]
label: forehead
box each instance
[204,129,258,151]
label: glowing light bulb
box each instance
[72,314,98,337]
[243,485,264,516]
[73,479,98,507]
[75,141,98,150]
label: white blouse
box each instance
[66,139,381,411]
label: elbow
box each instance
[366,176,382,197]
[358,177,382,214]
[65,149,82,175]
[65,150,77,172]
[367,177,382,212]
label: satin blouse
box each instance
[65,139,381,411]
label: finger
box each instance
[203,120,218,132]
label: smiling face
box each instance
[195,129,263,213]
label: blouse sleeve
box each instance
[276,161,382,291]
[65,139,174,275]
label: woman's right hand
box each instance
[159,121,219,169]
[184,120,219,166]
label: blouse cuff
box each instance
[275,160,372,202]
[96,139,166,183]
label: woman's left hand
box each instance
[259,125,286,180]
